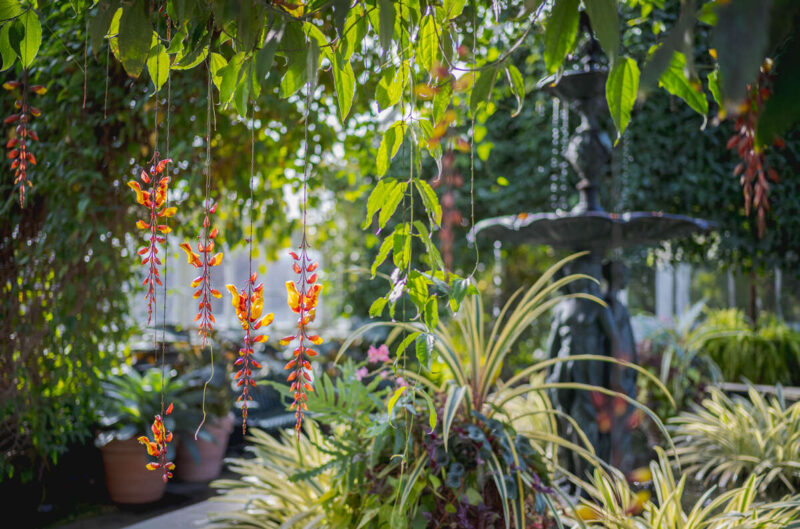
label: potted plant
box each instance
[95,367,185,504]
[173,363,235,482]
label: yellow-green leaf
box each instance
[387,386,407,417]
[606,55,640,142]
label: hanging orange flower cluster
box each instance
[179,200,223,347]
[127,157,174,324]
[226,273,273,434]
[4,80,45,207]
[137,402,175,482]
[280,247,323,435]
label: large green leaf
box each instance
[584,0,619,60]
[0,23,15,71]
[0,0,22,22]
[505,64,525,117]
[657,49,708,116]
[711,0,769,106]
[414,179,442,226]
[118,0,151,77]
[469,65,498,115]
[146,35,169,93]
[378,0,394,52]
[11,9,40,68]
[416,15,437,74]
[605,55,640,141]
[444,0,467,19]
[88,0,119,56]
[332,51,355,123]
[543,0,579,74]
[376,121,405,177]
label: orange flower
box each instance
[128,156,173,325]
[4,78,43,207]
[138,403,175,482]
[227,273,273,434]
[284,247,323,436]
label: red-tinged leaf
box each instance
[25,152,35,165]
[136,220,149,230]
[4,114,19,124]
[28,130,38,141]
[6,138,17,148]
[7,149,18,159]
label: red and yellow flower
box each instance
[179,201,223,348]
[127,156,174,325]
[137,402,175,483]
[281,248,323,436]
[4,80,45,207]
[226,273,273,434]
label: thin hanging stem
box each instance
[468,0,479,278]
[195,56,215,440]
[159,19,172,420]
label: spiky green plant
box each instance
[671,386,800,494]
[568,447,800,529]
[207,425,330,528]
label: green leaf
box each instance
[369,296,388,318]
[505,64,525,117]
[209,51,226,89]
[432,82,452,123]
[363,178,392,229]
[13,9,40,68]
[0,23,15,71]
[605,55,640,142]
[371,233,394,276]
[584,0,619,60]
[146,37,169,93]
[395,331,421,357]
[0,0,21,22]
[378,182,407,228]
[416,15,437,73]
[332,0,350,37]
[414,179,442,227]
[118,0,151,77]
[341,5,367,60]
[233,59,252,115]
[707,69,722,108]
[333,51,355,123]
[254,36,278,89]
[444,0,467,19]
[89,0,120,56]
[655,47,708,116]
[469,65,498,115]
[543,0,579,74]
[415,333,431,369]
[392,223,412,269]
[398,453,428,509]
[280,25,308,98]
[376,62,407,110]
[378,0,394,52]
[387,386,407,418]
[376,121,405,177]
[424,297,439,329]
[217,52,245,106]
[442,385,467,452]
[419,389,437,431]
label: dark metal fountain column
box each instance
[469,33,712,480]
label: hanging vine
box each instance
[226,100,273,435]
[281,52,323,437]
[4,78,44,208]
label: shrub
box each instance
[670,386,800,494]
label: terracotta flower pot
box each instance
[175,413,234,482]
[100,437,166,504]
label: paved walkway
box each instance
[122,499,238,529]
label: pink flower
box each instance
[379,370,389,379]
[368,344,390,364]
[396,377,408,388]
[355,367,369,381]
